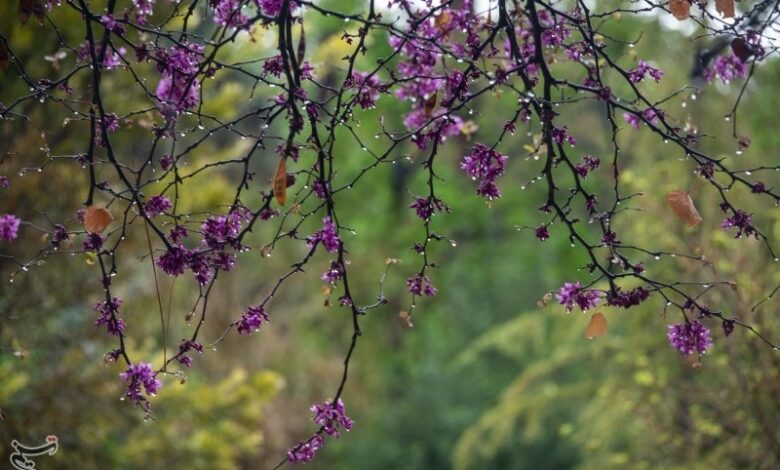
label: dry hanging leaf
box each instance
[399,311,414,329]
[435,11,452,31]
[685,354,702,368]
[0,42,9,71]
[666,190,702,226]
[83,206,113,233]
[669,0,691,20]
[273,157,287,206]
[585,312,608,339]
[715,0,735,18]
[424,93,437,117]
[19,0,44,24]
[731,38,753,61]
[297,23,306,65]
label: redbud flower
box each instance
[667,319,713,356]
[237,306,269,335]
[0,214,21,241]
[556,282,601,313]
[120,362,162,403]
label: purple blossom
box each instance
[263,55,285,78]
[551,127,576,146]
[698,162,715,179]
[201,213,243,249]
[212,251,235,272]
[667,319,713,356]
[76,43,125,70]
[704,54,748,84]
[188,251,213,286]
[321,260,345,284]
[721,209,757,239]
[461,144,508,199]
[120,362,162,403]
[157,246,190,276]
[177,339,203,367]
[212,0,249,28]
[144,195,172,217]
[83,233,104,252]
[132,0,155,23]
[722,319,735,337]
[307,217,341,253]
[556,282,601,313]
[0,214,21,241]
[606,286,650,309]
[154,42,203,119]
[169,225,188,243]
[623,112,640,129]
[156,75,200,119]
[287,435,324,464]
[94,297,126,336]
[257,0,297,17]
[237,306,269,334]
[575,155,600,178]
[51,224,69,248]
[409,196,447,221]
[0,176,8,188]
[601,230,618,246]
[535,225,550,241]
[311,398,354,438]
[101,14,125,34]
[159,154,174,171]
[407,274,437,297]
[346,71,385,109]
[628,60,664,83]
[311,179,328,199]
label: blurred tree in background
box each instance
[1,0,779,469]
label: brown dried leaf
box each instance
[716,0,735,18]
[424,93,437,118]
[685,354,702,368]
[666,190,702,227]
[0,42,9,71]
[297,23,306,65]
[584,312,608,339]
[273,157,287,206]
[435,11,452,31]
[669,0,691,20]
[19,0,32,24]
[32,0,44,22]
[83,206,113,234]
[399,311,414,329]
[19,0,44,24]
[537,292,553,308]
[731,38,753,61]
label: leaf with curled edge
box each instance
[273,156,287,206]
[585,312,607,339]
[666,190,702,226]
[669,0,691,20]
[715,0,735,18]
[83,206,113,234]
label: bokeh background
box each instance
[1,1,780,469]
